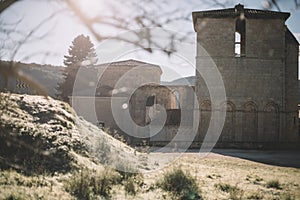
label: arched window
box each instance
[145,95,156,124]
[146,95,156,107]
[174,91,180,109]
[235,32,241,55]
[235,17,246,57]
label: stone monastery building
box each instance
[1,4,299,149]
[71,4,300,148]
[193,4,299,148]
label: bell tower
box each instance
[192,4,299,148]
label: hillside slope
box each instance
[0,93,145,175]
[0,92,157,199]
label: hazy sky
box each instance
[0,0,299,81]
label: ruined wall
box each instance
[129,85,195,144]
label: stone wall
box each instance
[97,66,162,96]
[193,6,300,148]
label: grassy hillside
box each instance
[0,93,148,199]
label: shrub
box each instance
[124,178,136,196]
[96,138,112,164]
[206,175,213,179]
[215,183,243,200]
[64,168,120,199]
[266,180,281,189]
[246,174,263,185]
[280,193,295,200]
[115,161,141,182]
[103,128,128,144]
[114,161,144,196]
[247,192,264,200]
[157,168,202,200]
[228,187,244,200]
[215,183,237,193]
[4,194,23,200]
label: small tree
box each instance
[56,34,97,101]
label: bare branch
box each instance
[295,0,299,9]
[0,0,18,14]
[271,0,281,12]
[10,9,63,60]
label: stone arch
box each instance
[263,102,279,142]
[242,101,258,142]
[199,100,211,141]
[220,101,235,142]
[200,100,211,111]
[220,101,235,111]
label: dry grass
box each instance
[1,150,299,200]
[149,152,300,200]
[110,152,300,199]
[0,170,74,199]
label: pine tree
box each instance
[56,34,97,101]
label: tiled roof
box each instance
[96,59,161,68]
[192,4,290,22]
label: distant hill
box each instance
[161,76,195,86]
[0,61,64,97]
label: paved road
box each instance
[211,149,300,168]
[151,147,300,168]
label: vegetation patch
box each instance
[0,169,72,199]
[115,161,144,196]
[157,167,202,200]
[266,179,282,189]
[280,192,295,200]
[206,174,221,179]
[214,183,244,199]
[215,183,237,193]
[64,167,121,199]
[246,191,264,200]
[245,174,263,185]
[96,137,113,165]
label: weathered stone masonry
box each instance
[193,4,300,148]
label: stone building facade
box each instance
[70,59,195,145]
[70,59,163,130]
[193,4,300,148]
